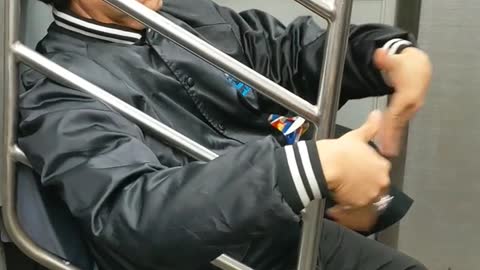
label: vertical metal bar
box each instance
[3,1,353,270]
[0,2,8,270]
[0,0,6,207]
[102,0,319,123]
[295,1,353,270]
[315,0,353,139]
[1,1,80,270]
[376,0,422,248]
[102,1,353,269]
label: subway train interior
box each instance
[0,0,478,270]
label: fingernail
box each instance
[327,206,341,214]
[369,110,383,123]
[370,110,381,117]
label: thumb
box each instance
[326,206,345,220]
[352,110,382,142]
[374,49,395,71]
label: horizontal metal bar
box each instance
[294,0,336,21]
[12,42,250,270]
[12,42,218,162]
[103,0,319,123]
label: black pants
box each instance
[4,220,426,270]
[316,220,426,270]
[238,219,427,270]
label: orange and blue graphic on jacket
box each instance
[269,114,310,145]
[225,73,309,145]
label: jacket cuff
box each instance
[275,140,329,213]
[382,38,414,55]
[380,38,415,86]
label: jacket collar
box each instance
[52,8,144,45]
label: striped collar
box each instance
[52,9,144,45]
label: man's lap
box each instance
[235,219,426,270]
[319,220,426,270]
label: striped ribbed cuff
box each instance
[381,38,414,86]
[276,140,329,213]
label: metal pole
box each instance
[103,0,320,123]
[1,1,80,270]
[294,1,353,270]
[12,42,250,270]
[102,1,353,269]
[294,0,336,21]
[212,254,254,270]
[3,1,353,270]
[12,42,218,163]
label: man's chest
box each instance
[87,40,280,161]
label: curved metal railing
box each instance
[1,0,353,269]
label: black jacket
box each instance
[19,0,413,269]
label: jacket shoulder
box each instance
[162,0,227,27]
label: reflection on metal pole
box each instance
[12,43,218,162]
[103,0,320,123]
[1,1,81,269]
[293,1,353,270]
[2,0,353,269]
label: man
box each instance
[20,0,431,269]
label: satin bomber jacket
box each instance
[18,0,414,269]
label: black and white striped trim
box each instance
[277,141,329,213]
[381,38,414,86]
[382,38,413,55]
[52,9,143,45]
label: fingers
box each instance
[379,94,419,156]
[326,205,345,220]
[327,205,378,231]
[354,158,392,208]
[349,110,383,142]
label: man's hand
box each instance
[374,47,432,157]
[317,111,391,208]
[327,205,378,232]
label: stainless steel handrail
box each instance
[13,42,218,162]
[2,0,352,270]
[104,0,322,122]
[294,1,353,269]
[102,1,352,269]
[2,0,80,269]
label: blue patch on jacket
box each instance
[225,73,252,97]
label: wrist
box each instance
[316,140,340,191]
[382,38,414,56]
[379,38,415,87]
[276,140,330,213]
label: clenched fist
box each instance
[317,111,391,208]
[375,47,432,156]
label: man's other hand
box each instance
[374,47,432,157]
[317,111,391,208]
[327,205,378,232]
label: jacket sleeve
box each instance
[18,75,330,268]
[214,6,416,111]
